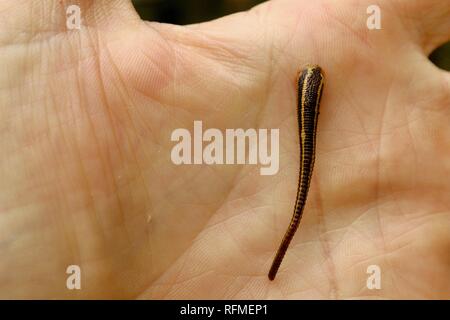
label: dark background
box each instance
[131,0,450,71]
[133,0,264,25]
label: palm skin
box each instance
[0,0,449,299]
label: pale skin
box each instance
[0,0,449,299]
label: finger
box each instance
[0,0,140,45]
[392,0,450,55]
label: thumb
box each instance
[394,0,450,55]
[0,0,140,45]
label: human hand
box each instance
[0,0,448,299]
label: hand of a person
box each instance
[0,0,448,299]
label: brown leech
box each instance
[268,66,324,281]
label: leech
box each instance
[268,65,324,281]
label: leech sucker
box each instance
[268,66,324,281]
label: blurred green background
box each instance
[132,0,450,70]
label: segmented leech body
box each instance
[268,66,324,281]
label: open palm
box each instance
[0,0,449,299]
